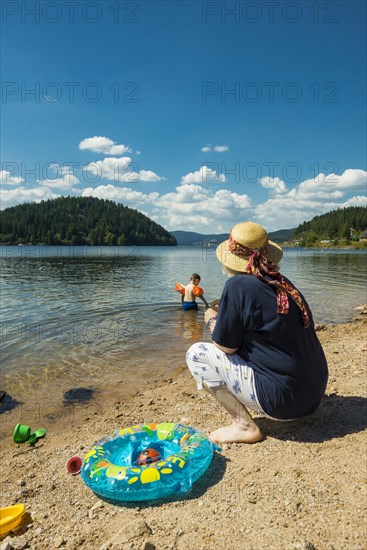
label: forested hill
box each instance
[293,206,367,244]
[0,197,177,246]
[172,228,294,246]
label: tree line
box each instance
[0,196,177,246]
[293,206,367,246]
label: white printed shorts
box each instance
[186,342,266,415]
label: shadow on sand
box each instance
[0,391,22,414]
[256,393,367,443]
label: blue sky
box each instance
[1,0,366,232]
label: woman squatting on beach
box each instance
[186,222,329,444]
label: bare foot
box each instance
[209,422,263,444]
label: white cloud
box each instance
[181,165,227,184]
[201,144,229,153]
[82,185,159,204]
[79,136,133,155]
[164,212,214,228]
[83,157,164,183]
[37,164,80,190]
[0,186,59,209]
[254,194,367,231]
[155,184,251,230]
[84,157,132,180]
[254,169,367,231]
[158,183,208,205]
[342,195,367,207]
[288,169,366,203]
[297,168,367,198]
[138,170,163,182]
[259,176,288,195]
[0,170,24,185]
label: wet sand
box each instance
[0,308,366,550]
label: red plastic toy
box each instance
[67,456,82,475]
[136,448,161,466]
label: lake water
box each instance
[1,246,366,413]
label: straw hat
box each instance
[216,222,283,272]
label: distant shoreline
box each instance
[1,243,366,251]
[281,242,367,250]
[0,243,178,247]
[177,243,367,251]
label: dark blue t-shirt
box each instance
[212,274,328,419]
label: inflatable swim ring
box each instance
[80,422,217,502]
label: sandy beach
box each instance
[0,308,366,550]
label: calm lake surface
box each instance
[1,246,366,407]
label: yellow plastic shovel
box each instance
[0,504,26,535]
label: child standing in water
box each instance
[180,274,209,311]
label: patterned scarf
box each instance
[228,233,310,328]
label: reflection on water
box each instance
[1,246,366,402]
[177,310,206,343]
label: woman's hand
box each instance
[204,308,217,324]
[205,305,238,355]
